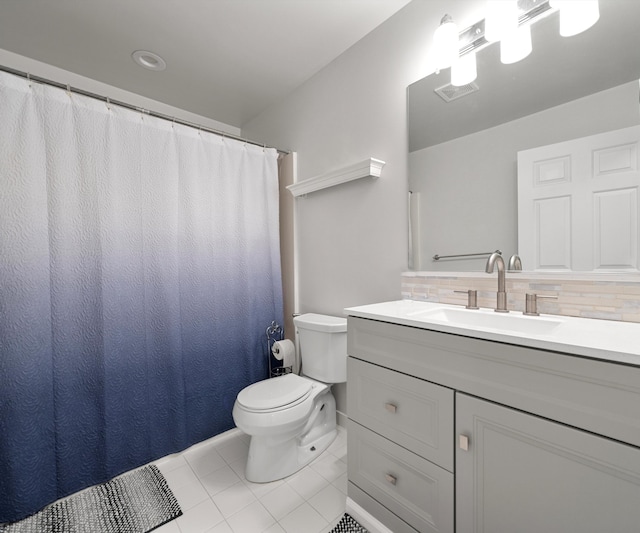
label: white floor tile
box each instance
[205,521,233,533]
[259,483,305,521]
[171,476,210,511]
[199,465,242,497]
[226,500,276,533]
[326,432,346,455]
[212,481,257,518]
[185,443,228,478]
[262,524,286,533]
[286,466,330,500]
[308,484,346,523]
[278,502,328,533]
[176,499,224,533]
[309,454,347,483]
[330,443,347,463]
[331,472,348,495]
[163,463,201,489]
[227,458,247,479]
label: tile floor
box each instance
[154,426,348,533]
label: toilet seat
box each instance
[236,374,313,412]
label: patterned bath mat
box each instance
[330,513,370,533]
[0,465,182,533]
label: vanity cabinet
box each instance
[346,316,640,533]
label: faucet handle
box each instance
[524,293,557,316]
[454,289,479,309]
[508,254,523,271]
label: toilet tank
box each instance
[293,313,347,383]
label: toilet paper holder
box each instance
[266,321,292,378]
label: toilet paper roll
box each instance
[271,339,295,368]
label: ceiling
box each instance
[0,0,412,128]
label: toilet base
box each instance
[245,390,337,483]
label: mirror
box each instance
[408,0,640,272]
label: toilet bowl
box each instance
[232,313,347,483]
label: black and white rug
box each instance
[0,465,182,533]
[330,513,370,533]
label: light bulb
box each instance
[434,14,460,70]
[485,0,519,43]
[451,51,477,86]
[500,24,532,64]
[551,0,599,37]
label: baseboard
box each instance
[346,497,395,533]
[336,410,348,429]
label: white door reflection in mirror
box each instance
[518,125,639,271]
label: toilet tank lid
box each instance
[293,313,347,332]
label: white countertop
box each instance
[344,300,640,367]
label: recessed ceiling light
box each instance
[131,50,166,71]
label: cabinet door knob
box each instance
[384,403,397,413]
[459,434,470,451]
[385,473,397,485]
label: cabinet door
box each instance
[456,393,640,533]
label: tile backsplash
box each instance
[401,271,640,323]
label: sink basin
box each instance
[410,307,562,335]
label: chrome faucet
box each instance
[485,252,509,313]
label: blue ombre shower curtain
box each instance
[0,70,283,522]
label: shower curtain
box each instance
[0,71,283,523]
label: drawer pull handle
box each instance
[385,473,397,486]
[459,434,470,451]
[384,403,397,414]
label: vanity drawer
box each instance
[348,420,454,533]
[347,357,454,471]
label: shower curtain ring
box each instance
[27,72,32,87]
[106,97,111,111]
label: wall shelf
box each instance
[287,157,385,197]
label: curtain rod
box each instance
[0,65,291,156]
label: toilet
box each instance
[232,313,347,483]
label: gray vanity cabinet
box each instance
[456,393,640,533]
[346,316,640,533]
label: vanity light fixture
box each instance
[131,50,167,71]
[433,0,599,88]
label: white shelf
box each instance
[287,157,385,197]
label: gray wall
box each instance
[240,0,497,418]
[242,0,464,315]
[409,82,640,272]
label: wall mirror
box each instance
[407,0,640,272]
